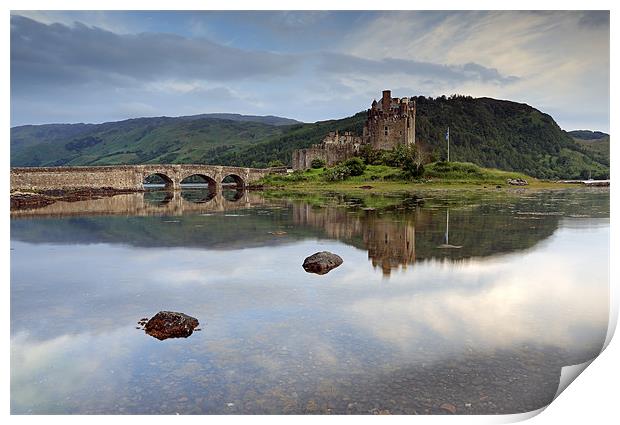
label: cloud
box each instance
[578,11,610,28]
[318,52,518,85]
[10,15,300,89]
[9,11,610,130]
[340,11,609,131]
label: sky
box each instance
[10,10,610,131]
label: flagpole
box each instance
[447,126,450,162]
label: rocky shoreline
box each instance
[10,187,142,211]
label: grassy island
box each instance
[259,161,569,193]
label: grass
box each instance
[423,161,531,183]
[259,161,570,194]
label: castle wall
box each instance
[292,144,357,170]
[291,90,416,170]
[363,90,416,150]
[364,113,415,150]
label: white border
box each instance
[2,1,617,424]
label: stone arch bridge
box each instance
[10,164,282,192]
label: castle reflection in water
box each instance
[292,203,418,277]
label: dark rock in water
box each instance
[439,402,457,414]
[302,251,343,275]
[143,311,199,340]
[507,178,528,186]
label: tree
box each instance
[311,158,326,168]
[344,157,366,176]
[359,144,382,165]
[268,159,285,167]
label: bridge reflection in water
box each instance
[10,188,261,218]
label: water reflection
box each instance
[11,189,611,276]
[12,188,252,219]
[10,188,609,414]
[180,189,217,204]
[144,190,174,205]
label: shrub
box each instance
[404,163,425,179]
[360,144,383,165]
[324,164,352,181]
[344,157,366,176]
[268,159,285,167]
[402,157,425,179]
[311,158,326,169]
[382,145,420,167]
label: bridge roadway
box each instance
[10,164,281,192]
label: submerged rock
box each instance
[439,403,457,414]
[143,311,199,340]
[302,251,343,275]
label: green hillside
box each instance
[411,95,608,179]
[10,96,610,179]
[11,116,286,167]
[567,130,610,169]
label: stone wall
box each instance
[10,164,278,192]
[292,144,358,170]
[10,166,141,192]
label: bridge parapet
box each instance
[10,164,273,192]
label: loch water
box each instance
[10,188,609,414]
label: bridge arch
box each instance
[221,173,245,189]
[180,173,217,192]
[221,173,245,202]
[143,172,174,190]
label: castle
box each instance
[292,90,416,170]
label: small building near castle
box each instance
[292,90,416,170]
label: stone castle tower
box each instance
[363,90,416,150]
[292,90,416,170]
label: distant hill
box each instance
[176,113,301,126]
[11,114,294,167]
[567,130,610,170]
[10,97,610,179]
[567,130,609,140]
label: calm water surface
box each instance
[10,188,609,414]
